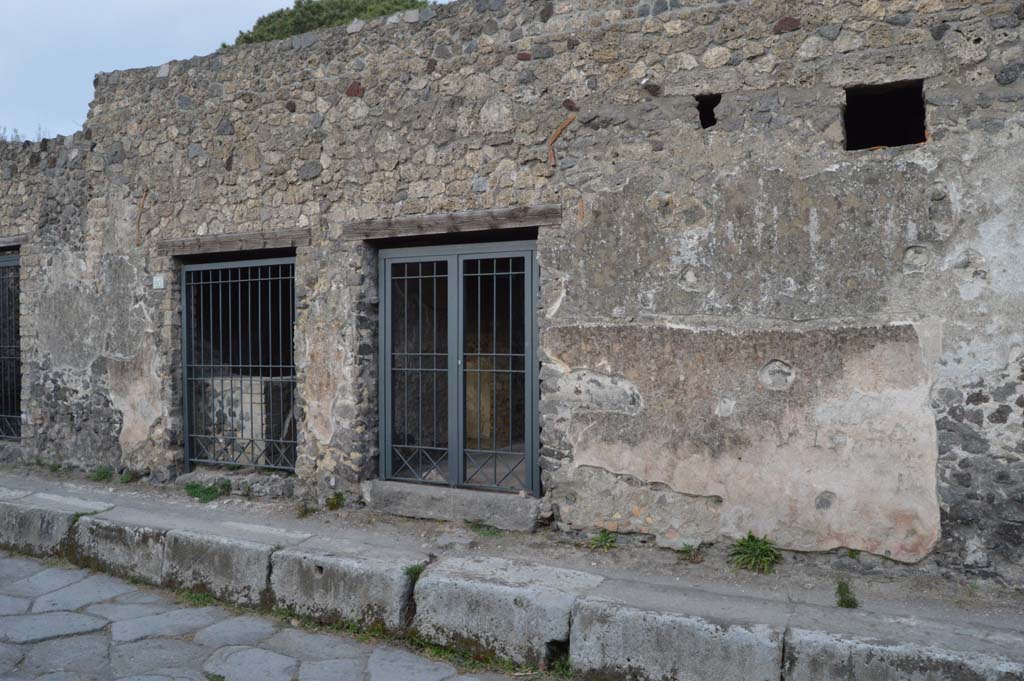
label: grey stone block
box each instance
[0,612,107,643]
[112,605,227,642]
[31,574,134,612]
[162,530,272,607]
[570,597,783,681]
[0,495,109,558]
[783,628,1024,681]
[362,480,541,532]
[270,544,425,632]
[411,556,602,666]
[72,515,166,585]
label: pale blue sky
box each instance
[0,1,452,138]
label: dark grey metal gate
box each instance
[182,258,296,471]
[0,255,20,440]
[379,242,539,495]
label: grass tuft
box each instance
[178,590,217,607]
[185,480,231,503]
[404,563,426,580]
[205,674,226,681]
[728,532,781,574]
[88,466,113,482]
[836,578,859,609]
[588,529,617,552]
[119,470,141,484]
[676,544,704,564]
[295,501,314,518]
[47,463,62,473]
[465,521,503,538]
[325,492,345,511]
[847,548,861,559]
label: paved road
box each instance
[0,550,512,681]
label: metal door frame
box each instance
[181,256,297,472]
[378,241,540,496]
[0,254,20,441]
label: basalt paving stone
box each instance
[0,612,107,643]
[192,614,280,647]
[32,574,137,612]
[115,671,207,681]
[113,591,173,605]
[0,567,89,598]
[202,645,298,681]
[0,593,30,615]
[262,627,371,661]
[0,640,24,673]
[85,601,173,621]
[21,632,110,676]
[111,605,227,642]
[0,557,42,584]
[110,638,211,676]
[366,647,458,681]
[297,658,367,681]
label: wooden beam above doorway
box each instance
[339,204,562,241]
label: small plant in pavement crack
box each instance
[588,529,616,552]
[728,532,781,574]
[676,543,704,563]
[835,578,859,609]
[465,521,503,537]
[88,466,113,482]
[185,480,231,503]
[325,492,345,510]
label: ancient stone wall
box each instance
[1,0,1023,585]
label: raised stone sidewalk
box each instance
[1,470,1023,680]
[0,551,513,680]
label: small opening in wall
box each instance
[843,80,926,151]
[696,94,721,129]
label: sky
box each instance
[1,0,452,139]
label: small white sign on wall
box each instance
[152,274,166,290]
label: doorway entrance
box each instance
[379,242,538,495]
[181,257,297,471]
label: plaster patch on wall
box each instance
[546,323,939,562]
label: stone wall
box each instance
[1,0,1023,585]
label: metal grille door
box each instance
[0,255,20,440]
[380,243,538,495]
[182,258,296,471]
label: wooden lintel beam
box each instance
[0,234,30,249]
[340,204,562,241]
[155,227,312,257]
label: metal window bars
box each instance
[181,258,297,471]
[379,242,538,495]
[0,255,20,440]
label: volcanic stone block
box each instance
[162,530,272,607]
[570,597,784,681]
[271,544,426,632]
[72,514,166,585]
[411,556,603,666]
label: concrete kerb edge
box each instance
[0,496,1021,680]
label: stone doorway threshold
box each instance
[0,465,1022,679]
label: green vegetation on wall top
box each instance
[233,0,428,45]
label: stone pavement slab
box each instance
[0,612,107,643]
[20,633,109,676]
[111,605,227,642]
[31,574,135,612]
[0,567,88,598]
[202,645,299,681]
[192,614,279,647]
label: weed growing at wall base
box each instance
[88,466,113,482]
[728,533,782,574]
[588,529,617,552]
[185,480,231,503]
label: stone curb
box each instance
[412,556,604,667]
[570,597,784,681]
[0,491,1022,680]
[270,547,424,633]
[783,628,1024,680]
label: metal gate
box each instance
[0,255,20,440]
[182,258,296,471]
[379,242,539,495]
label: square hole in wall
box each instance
[843,80,926,151]
[696,93,721,129]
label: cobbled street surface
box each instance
[0,550,512,681]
